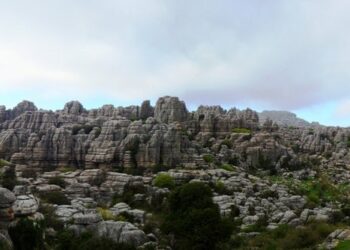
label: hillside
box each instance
[1,96,350,249]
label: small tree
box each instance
[154,173,175,189]
[8,218,45,250]
[1,166,17,190]
[162,182,232,250]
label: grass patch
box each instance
[97,207,117,221]
[269,174,350,206]
[220,164,235,172]
[232,128,251,134]
[59,166,76,173]
[239,222,337,250]
[0,159,11,167]
[298,175,341,205]
[335,240,350,250]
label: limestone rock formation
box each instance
[154,96,188,123]
[96,221,147,247]
[0,96,261,170]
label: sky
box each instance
[0,0,350,126]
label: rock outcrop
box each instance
[0,96,260,170]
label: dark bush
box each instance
[227,155,240,165]
[203,154,214,163]
[213,181,232,195]
[154,173,175,189]
[162,182,233,250]
[48,176,66,188]
[220,139,232,149]
[260,189,279,199]
[230,205,240,219]
[1,166,17,190]
[21,169,37,179]
[39,204,64,231]
[152,164,171,174]
[8,218,45,250]
[40,191,70,205]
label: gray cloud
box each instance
[0,0,350,115]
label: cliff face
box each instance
[0,96,260,170]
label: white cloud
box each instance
[334,100,350,119]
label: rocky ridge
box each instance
[1,96,350,249]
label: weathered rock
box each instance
[55,205,80,222]
[111,202,130,216]
[96,221,147,247]
[140,100,154,120]
[154,96,188,123]
[73,213,102,225]
[12,195,39,216]
[63,101,85,115]
[0,188,16,208]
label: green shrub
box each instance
[39,204,64,231]
[162,182,233,250]
[257,154,274,171]
[0,159,11,167]
[154,173,175,189]
[230,205,240,219]
[8,218,45,250]
[242,222,336,250]
[232,128,251,134]
[48,176,66,188]
[112,183,146,208]
[1,166,17,190]
[341,205,350,216]
[299,175,340,205]
[203,154,214,163]
[40,191,70,205]
[220,164,235,172]
[97,207,117,221]
[0,241,11,250]
[228,155,240,165]
[336,240,350,250]
[213,181,232,195]
[220,139,232,149]
[242,216,268,233]
[59,166,75,173]
[260,189,279,199]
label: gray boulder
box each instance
[96,221,147,247]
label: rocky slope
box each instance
[1,96,350,249]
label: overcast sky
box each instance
[0,0,350,126]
